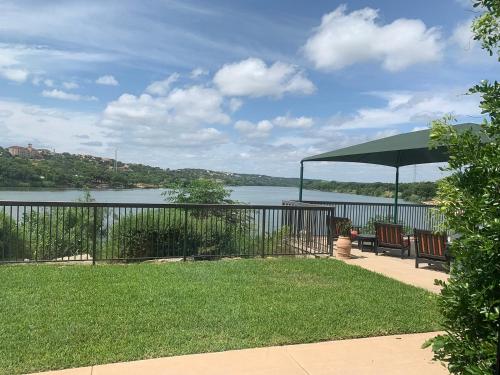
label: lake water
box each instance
[0,186,402,205]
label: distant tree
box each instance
[163,178,234,204]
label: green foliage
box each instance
[337,219,352,237]
[472,0,500,59]
[163,178,234,204]
[22,206,106,260]
[13,191,107,261]
[302,180,437,202]
[108,209,192,259]
[0,211,26,261]
[108,208,254,259]
[429,116,499,373]
[427,3,500,372]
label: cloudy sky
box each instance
[0,0,495,182]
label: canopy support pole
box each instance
[299,161,304,202]
[394,166,399,224]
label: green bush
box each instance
[163,178,235,206]
[22,206,107,260]
[107,208,254,259]
[0,211,27,261]
[426,2,500,372]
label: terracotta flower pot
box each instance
[336,236,352,259]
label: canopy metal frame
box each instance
[298,123,482,224]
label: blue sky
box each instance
[0,0,495,182]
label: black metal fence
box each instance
[0,202,334,264]
[283,200,444,233]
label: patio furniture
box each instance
[414,229,449,269]
[374,222,410,258]
[357,234,377,252]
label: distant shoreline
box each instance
[0,186,412,205]
[0,146,437,202]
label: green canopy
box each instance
[299,123,482,222]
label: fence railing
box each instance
[283,200,445,233]
[0,201,334,264]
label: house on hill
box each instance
[8,144,51,159]
[8,145,31,158]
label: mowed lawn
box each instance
[0,258,440,374]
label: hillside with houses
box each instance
[0,144,436,202]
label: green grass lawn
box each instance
[0,258,440,374]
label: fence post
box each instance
[343,203,346,217]
[261,209,266,258]
[92,206,97,265]
[328,208,334,256]
[183,207,188,261]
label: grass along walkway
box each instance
[0,258,440,374]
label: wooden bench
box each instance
[414,229,449,269]
[374,222,410,258]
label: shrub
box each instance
[426,2,500,372]
[22,206,107,260]
[163,178,235,206]
[0,211,27,261]
[108,208,254,259]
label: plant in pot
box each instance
[335,219,352,259]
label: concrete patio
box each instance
[340,246,449,294]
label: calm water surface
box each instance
[0,186,402,205]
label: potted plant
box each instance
[335,219,352,259]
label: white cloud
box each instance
[324,89,481,130]
[44,79,54,87]
[0,99,105,154]
[190,67,208,79]
[213,58,315,97]
[454,0,475,9]
[62,81,79,90]
[102,84,230,148]
[178,128,227,146]
[447,19,494,65]
[272,115,314,129]
[303,5,443,71]
[0,43,113,82]
[228,98,243,112]
[234,120,273,138]
[42,89,97,102]
[96,75,118,86]
[450,19,476,51]
[0,67,28,82]
[0,45,29,82]
[272,135,323,147]
[145,73,179,96]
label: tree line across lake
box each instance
[0,146,436,202]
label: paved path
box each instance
[32,332,446,375]
[341,247,449,294]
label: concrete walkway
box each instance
[341,247,449,294]
[32,332,446,375]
